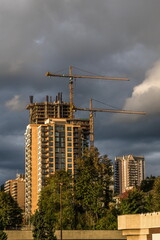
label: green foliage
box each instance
[0,185,4,192]
[32,209,56,240]
[75,147,113,229]
[151,176,160,211]
[140,176,156,192]
[0,192,22,230]
[118,189,150,214]
[96,206,119,230]
[0,231,7,240]
[32,148,114,231]
[41,171,75,230]
[32,170,74,239]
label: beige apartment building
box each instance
[25,94,90,217]
[114,154,145,194]
[4,174,25,211]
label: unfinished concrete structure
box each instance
[26,93,70,124]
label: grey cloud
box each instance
[5,95,26,111]
[0,0,160,183]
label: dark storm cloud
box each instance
[0,0,160,183]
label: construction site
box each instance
[25,66,146,216]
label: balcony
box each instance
[42,154,49,159]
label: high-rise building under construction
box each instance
[25,93,90,217]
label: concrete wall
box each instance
[118,212,160,240]
[118,212,160,230]
[5,230,126,240]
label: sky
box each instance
[0,0,160,184]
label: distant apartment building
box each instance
[25,94,90,217]
[114,154,145,194]
[4,174,25,211]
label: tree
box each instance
[0,231,7,240]
[140,176,156,192]
[0,184,4,192]
[32,170,74,239]
[118,189,150,214]
[75,147,113,229]
[32,148,114,231]
[96,205,120,230]
[0,192,22,230]
[32,208,56,240]
[151,176,160,211]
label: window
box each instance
[49,158,53,162]
[49,137,53,141]
[67,132,72,136]
[61,137,65,142]
[67,127,72,131]
[67,137,72,141]
[67,153,72,157]
[49,153,53,157]
[49,163,54,167]
[68,158,72,162]
[67,148,72,152]
[67,142,72,146]
[68,164,72,168]
[68,169,72,173]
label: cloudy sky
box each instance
[1,0,160,184]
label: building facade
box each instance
[4,174,25,211]
[25,94,90,217]
[114,155,145,194]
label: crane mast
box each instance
[69,65,74,118]
[89,99,94,147]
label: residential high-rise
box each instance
[25,94,90,217]
[114,155,145,194]
[4,174,25,211]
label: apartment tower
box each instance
[4,174,25,211]
[114,154,145,194]
[25,94,90,217]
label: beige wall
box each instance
[5,230,126,240]
[118,213,160,230]
[118,212,160,240]
[17,181,25,211]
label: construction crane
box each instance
[45,65,129,118]
[74,98,145,147]
[45,66,146,147]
